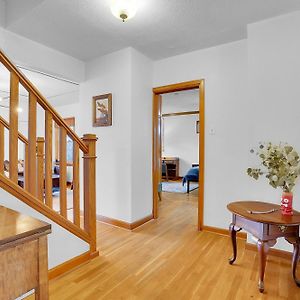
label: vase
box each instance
[281,192,293,216]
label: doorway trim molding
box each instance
[152,80,205,230]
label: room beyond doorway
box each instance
[152,80,205,230]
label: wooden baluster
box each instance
[83,134,97,254]
[45,111,53,208]
[59,127,67,217]
[24,144,29,190]
[73,143,80,226]
[0,123,4,174]
[28,92,37,196]
[55,124,59,162]
[36,137,45,201]
[9,72,19,183]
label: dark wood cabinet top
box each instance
[227,201,300,226]
[0,205,51,246]
[162,157,179,161]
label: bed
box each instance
[182,166,199,193]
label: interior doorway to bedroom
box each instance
[152,80,205,231]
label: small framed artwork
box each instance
[196,120,199,133]
[93,93,112,127]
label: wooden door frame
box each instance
[152,80,205,231]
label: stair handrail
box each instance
[0,49,88,154]
[0,49,97,256]
[0,115,28,145]
[0,172,90,243]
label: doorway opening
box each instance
[152,80,205,230]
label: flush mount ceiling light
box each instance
[111,0,138,22]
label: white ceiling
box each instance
[2,0,300,61]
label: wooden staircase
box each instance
[0,50,98,261]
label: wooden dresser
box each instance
[162,157,179,179]
[0,205,51,299]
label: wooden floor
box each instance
[29,190,300,299]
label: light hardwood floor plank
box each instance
[26,189,300,299]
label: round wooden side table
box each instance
[227,201,300,293]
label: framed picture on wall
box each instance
[196,120,199,133]
[93,93,112,127]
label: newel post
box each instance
[82,134,97,254]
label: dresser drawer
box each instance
[267,224,298,236]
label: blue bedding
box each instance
[182,167,199,185]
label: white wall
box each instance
[154,40,250,229]
[130,48,153,222]
[246,11,300,252]
[248,11,300,208]
[78,48,132,223]
[78,48,153,223]
[162,114,199,176]
[55,102,80,122]
[49,90,79,107]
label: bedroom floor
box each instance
[161,179,199,193]
[27,190,300,300]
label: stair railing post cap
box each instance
[82,134,98,141]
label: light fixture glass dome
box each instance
[111,0,138,22]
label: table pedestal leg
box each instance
[229,223,238,265]
[256,239,276,293]
[286,236,300,287]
